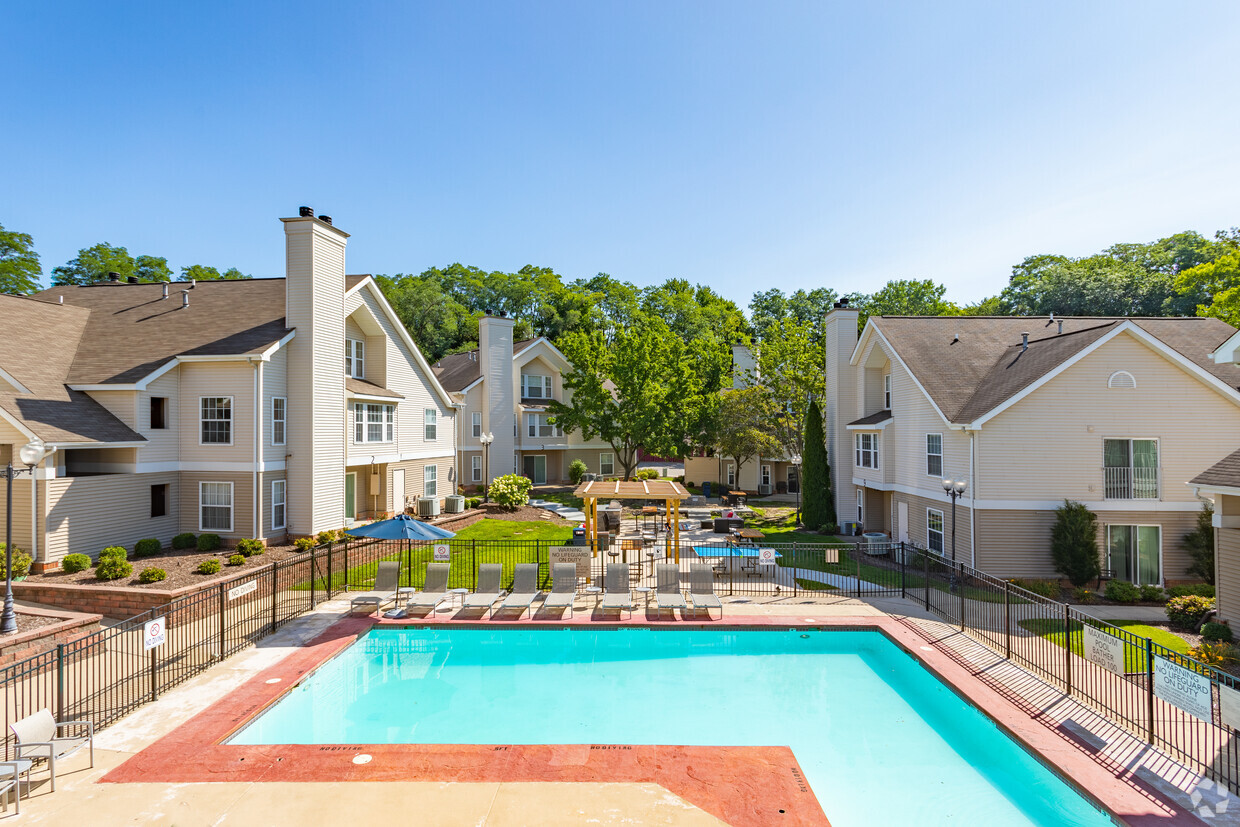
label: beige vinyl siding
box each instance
[896,491,972,563]
[178,472,251,541]
[885,350,969,497]
[82,389,137,428]
[261,470,288,538]
[137,370,180,464]
[0,477,39,553]
[459,383,485,450]
[387,458,447,507]
[264,347,288,464]
[461,450,484,486]
[177,361,256,463]
[977,333,1240,504]
[44,473,179,561]
[862,488,889,533]
[1217,522,1240,623]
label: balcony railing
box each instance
[1103,466,1160,500]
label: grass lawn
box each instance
[795,578,838,591]
[1017,617,1190,672]
[451,520,574,543]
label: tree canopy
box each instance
[0,223,42,295]
[713,387,781,485]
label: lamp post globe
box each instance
[479,432,494,503]
[940,477,968,590]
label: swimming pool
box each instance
[231,627,1112,826]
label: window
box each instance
[353,403,394,443]
[726,463,736,487]
[271,479,286,531]
[472,412,482,438]
[854,433,879,469]
[1103,438,1159,499]
[1107,525,1161,586]
[856,489,865,523]
[150,484,168,518]
[345,338,365,378]
[521,374,552,398]
[200,482,233,532]
[424,408,437,441]
[200,397,232,444]
[471,455,482,482]
[883,374,892,410]
[424,465,437,497]
[599,452,614,476]
[150,397,167,430]
[761,465,771,487]
[927,509,944,554]
[272,397,286,446]
[526,413,561,438]
[926,434,943,478]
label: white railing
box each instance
[1103,466,1160,499]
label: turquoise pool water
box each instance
[232,627,1112,826]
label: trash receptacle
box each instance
[703,481,712,499]
[571,527,587,546]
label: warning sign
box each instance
[433,544,451,561]
[757,548,778,566]
[144,616,167,650]
[550,546,592,576]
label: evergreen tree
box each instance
[1050,500,1100,587]
[1183,503,1216,584]
[801,399,834,530]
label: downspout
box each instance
[969,429,977,568]
[251,358,261,540]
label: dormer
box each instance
[344,308,387,388]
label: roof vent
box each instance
[107,271,120,282]
[162,283,169,299]
[1057,320,1064,335]
[1021,332,1029,352]
[58,295,63,305]
[127,276,139,284]
[952,333,959,344]
[181,290,190,308]
[299,206,314,217]
[318,215,332,225]
[189,279,196,288]
[1049,311,1055,323]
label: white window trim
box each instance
[760,464,771,486]
[854,432,879,470]
[857,489,864,523]
[424,464,437,497]
[883,374,892,410]
[199,396,234,447]
[726,463,736,487]
[926,433,943,478]
[927,507,945,555]
[199,481,234,533]
[424,408,438,442]
[271,479,286,531]
[346,338,365,379]
[599,452,615,476]
[472,411,482,439]
[521,373,553,399]
[272,397,286,447]
[471,455,482,482]
[353,403,396,445]
[1105,523,1163,586]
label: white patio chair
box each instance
[10,708,93,791]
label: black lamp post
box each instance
[941,476,967,589]
[3,438,50,634]
[479,432,494,503]
[789,452,802,525]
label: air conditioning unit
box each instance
[758,484,772,495]
[416,497,440,517]
[444,495,465,513]
[842,521,861,536]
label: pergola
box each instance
[573,479,692,563]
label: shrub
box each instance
[634,468,658,481]
[1166,595,1215,630]
[1168,583,1215,599]
[138,567,167,584]
[172,532,197,549]
[62,553,91,574]
[195,559,222,575]
[1050,500,1100,588]
[316,530,338,546]
[1104,580,1141,604]
[1183,503,1216,584]
[236,538,264,557]
[568,459,588,485]
[1073,587,1095,604]
[99,545,126,560]
[674,475,684,483]
[197,533,221,552]
[1011,578,1059,599]
[685,481,695,489]
[1189,641,1238,666]
[488,473,533,510]
[1139,584,1165,602]
[1202,621,1234,643]
[95,551,133,581]
[227,554,245,566]
[466,497,481,509]
[133,538,162,558]
[293,537,315,553]
[0,544,32,578]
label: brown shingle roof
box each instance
[1192,448,1240,490]
[432,340,538,392]
[873,316,1240,424]
[346,377,404,399]
[847,410,893,428]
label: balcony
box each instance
[1103,466,1160,500]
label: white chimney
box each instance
[281,208,350,535]
[731,344,757,389]
[479,315,515,484]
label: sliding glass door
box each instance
[1107,525,1161,586]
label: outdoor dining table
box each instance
[732,528,764,543]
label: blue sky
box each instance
[4,2,1239,306]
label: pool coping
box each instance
[101,613,1205,827]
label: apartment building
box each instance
[0,209,455,569]
[431,320,615,487]
[823,303,1240,585]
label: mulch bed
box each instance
[25,544,304,591]
[13,612,62,634]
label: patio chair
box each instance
[0,761,30,816]
[540,563,578,618]
[463,564,504,617]
[602,563,633,619]
[654,563,686,619]
[405,562,451,613]
[10,708,93,792]
[498,563,542,619]
[689,565,723,619]
[349,561,401,614]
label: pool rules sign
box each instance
[143,616,167,650]
[1154,655,1212,721]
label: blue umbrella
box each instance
[345,513,456,541]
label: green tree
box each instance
[135,255,172,282]
[756,318,824,458]
[749,287,839,346]
[180,264,251,281]
[1183,503,1216,584]
[52,242,136,285]
[713,387,781,488]
[1176,251,1240,327]
[1050,500,1100,588]
[855,279,958,328]
[801,399,834,530]
[0,223,42,294]
[549,319,704,479]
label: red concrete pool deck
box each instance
[103,610,1207,827]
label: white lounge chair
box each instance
[406,563,451,613]
[689,565,723,619]
[463,564,504,616]
[498,564,541,619]
[654,564,687,618]
[602,563,633,619]
[10,709,93,792]
[540,563,578,618]
[349,560,401,614]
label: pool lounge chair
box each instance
[497,564,542,619]
[602,563,633,619]
[349,561,401,614]
[10,708,93,792]
[406,563,451,613]
[463,564,504,616]
[689,565,723,619]
[654,564,686,618]
[540,563,578,618]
